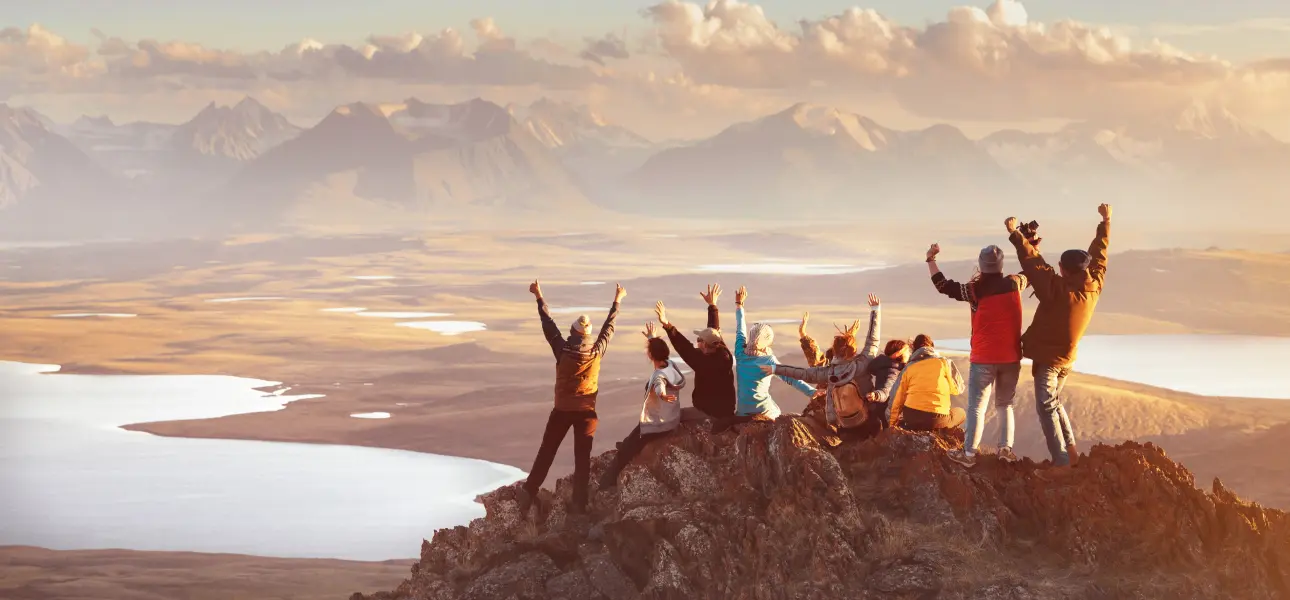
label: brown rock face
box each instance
[355,418,1290,600]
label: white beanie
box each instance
[746,322,774,356]
[570,315,591,336]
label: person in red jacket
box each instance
[925,243,1028,467]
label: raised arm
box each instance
[531,280,564,359]
[700,283,722,330]
[657,301,703,365]
[590,284,625,358]
[861,294,881,358]
[1006,217,1062,302]
[1089,204,1111,289]
[734,286,748,357]
[927,244,970,304]
[798,311,826,366]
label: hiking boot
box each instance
[997,447,1019,463]
[947,449,977,468]
[1067,444,1080,467]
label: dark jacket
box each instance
[1008,220,1110,368]
[662,305,737,418]
[931,271,1028,364]
[866,354,906,403]
[538,298,619,411]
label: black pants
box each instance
[523,409,598,510]
[902,406,967,431]
[603,425,673,483]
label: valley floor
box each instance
[2,233,1289,598]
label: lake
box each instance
[939,335,1290,400]
[0,361,525,560]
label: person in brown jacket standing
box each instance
[519,279,625,513]
[1006,203,1111,467]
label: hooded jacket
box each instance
[537,298,619,411]
[1009,220,1110,368]
[772,307,881,427]
[661,305,737,418]
[734,305,816,419]
[640,359,687,434]
[888,347,964,426]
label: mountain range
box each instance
[2,96,1287,239]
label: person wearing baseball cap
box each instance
[1004,203,1112,468]
[654,284,737,419]
[925,241,1030,468]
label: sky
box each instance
[5,0,1290,139]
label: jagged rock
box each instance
[356,418,1290,600]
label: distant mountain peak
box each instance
[172,96,301,162]
[512,97,649,150]
[74,114,115,128]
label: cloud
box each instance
[579,33,630,65]
[2,19,600,95]
[640,0,1289,123]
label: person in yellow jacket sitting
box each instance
[888,335,967,431]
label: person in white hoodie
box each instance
[600,324,687,489]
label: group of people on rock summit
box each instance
[517,203,1113,513]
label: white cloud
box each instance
[3,3,1290,135]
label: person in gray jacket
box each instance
[600,324,687,489]
[763,294,883,437]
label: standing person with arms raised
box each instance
[518,280,625,513]
[654,284,737,420]
[1006,204,1112,467]
[925,242,1029,467]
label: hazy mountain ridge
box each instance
[3,96,1288,238]
[211,98,592,233]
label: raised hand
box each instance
[758,364,775,376]
[1005,217,1019,233]
[614,283,627,303]
[700,283,722,306]
[926,243,940,261]
[735,285,747,306]
[529,279,542,298]
[1098,203,1112,222]
[643,322,657,338]
[654,300,670,326]
[799,311,809,338]
[868,293,880,309]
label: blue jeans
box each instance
[964,362,1021,454]
[1033,363,1076,466]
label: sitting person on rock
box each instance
[518,280,623,514]
[599,325,686,489]
[654,284,736,420]
[858,338,911,438]
[887,335,967,432]
[717,285,815,431]
[764,294,884,439]
[796,311,832,420]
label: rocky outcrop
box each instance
[355,418,1290,600]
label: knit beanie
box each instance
[570,315,592,336]
[978,245,1005,274]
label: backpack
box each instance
[831,377,868,428]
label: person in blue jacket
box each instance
[729,285,815,421]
